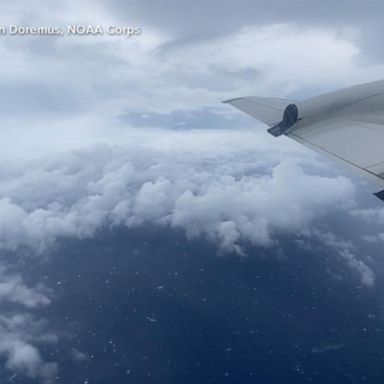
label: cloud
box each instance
[0,5,383,124]
[312,343,343,354]
[106,0,383,43]
[0,314,58,383]
[70,348,88,363]
[351,207,384,223]
[311,230,376,287]
[339,249,375,287]
[350,207,384,243]
[0,268,51,307]
[0,270,57,382]
[0,126,355,255]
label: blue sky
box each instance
[1,1,384,382]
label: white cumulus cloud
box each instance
[0,268,51,307]
[0,279,57,383]
[0,127,355,254]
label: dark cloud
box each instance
[104,0,384,63]
[107,0,379,37]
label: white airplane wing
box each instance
[224,79,384,200]
[287,116,384,194]
[223,96,296,126]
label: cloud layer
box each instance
[0,127,355,254]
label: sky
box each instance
[1,1,384,383]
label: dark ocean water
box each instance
[5,226,384,383]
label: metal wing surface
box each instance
[225,79,384,198]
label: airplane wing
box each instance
[223,96,296,127]
[224,79,384,200]
[287,115,384,197]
